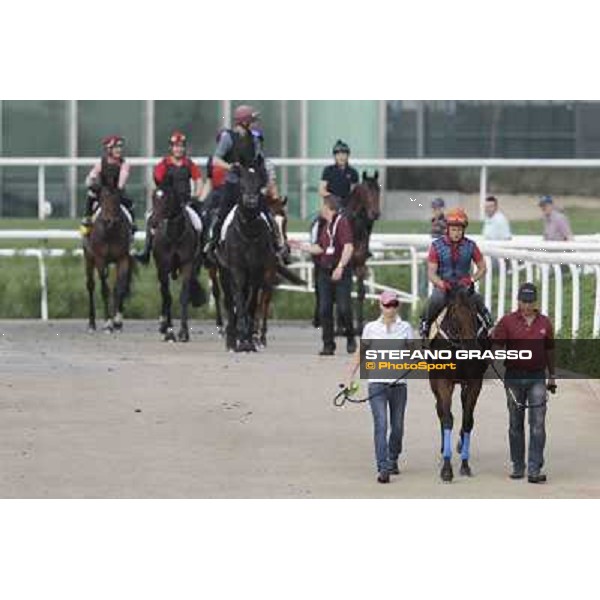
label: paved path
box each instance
[0,321,598,498]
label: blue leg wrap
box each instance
[443,428,452,459]
[460,432,471,461]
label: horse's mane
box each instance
[445,288,477,340]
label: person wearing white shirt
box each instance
[483,196,512,241]
[347,291,414,484]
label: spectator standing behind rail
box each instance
[420,198,448,295]
[430,198,447,238]
[491,282,556,484]
[482,195,512,240]
[539,195,573,241]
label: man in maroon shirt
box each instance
[301,195,355,355]
[491,282,556,483]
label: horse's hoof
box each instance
[441,460,453,483]
[216,326,225,337]
[103,321,114,333]
[459,461,473,477]
[113,321,123,332]
[163,328,176,342]
[177,329,190,343]
[158,317,169,335]
[259,335,267,347]
[87,325,96,333]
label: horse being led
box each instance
[150,188,205,342]
[344,171,381,333]
[428,285,489,482]
[84,186,133,332]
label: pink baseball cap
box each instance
[379,291,399,305]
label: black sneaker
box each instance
[510,467,525,480]
[377,471,390,484]
[389,462,400,475]
[347,337,357,354]
[528,473,547,484]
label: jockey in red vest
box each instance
[136,131,204,264]
[80,135,137,236]
[419,207,493,337]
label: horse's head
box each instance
[238,166,262,215]
[152,188,180,222]
[361,170,381,221]
[98,187,121,228]
[446,285,478,340]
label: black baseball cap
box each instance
[518,282,538,303]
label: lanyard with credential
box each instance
[325,216,340,256]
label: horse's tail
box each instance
[276,264,306,286]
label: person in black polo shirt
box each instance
[319,140,359,211]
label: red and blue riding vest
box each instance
[432,237,476,282]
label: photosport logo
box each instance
[359,340,533,380]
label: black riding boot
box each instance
[135,220,154,265]
[80,191,97,235]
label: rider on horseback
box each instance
[136,131,204,264]
[319,140,359,212]
[204,104,281,259]
[419,207,493,338]
[80,135,137,236]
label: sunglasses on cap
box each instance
[381,300,399,308]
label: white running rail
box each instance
[1,230,599,336]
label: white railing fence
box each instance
[5,157,600,220]
[1,231,599,337]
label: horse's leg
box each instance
[245,279,260,352]
[210,267,224,335]
[232,271,249,351]
[355,265,366,336]
[259,284,272,347]
[458,379,483,477]
[113,256,130,332]
[99,265,113,332]
[177,262,192,342]
[85,254,96,331]
[432,378,454,482]
[220,268,236,351]
[158,266,175,341]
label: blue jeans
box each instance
[368,383,408,473]
[504,371,548,476]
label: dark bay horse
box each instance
[217,167,303,352]
[254,193,301,347]
[428,286,489,482]
[84,187,133,332]
[150,189,205,342]
[312,171,381,334]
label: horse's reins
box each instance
[487,360,555,409]
[333,371,411,407]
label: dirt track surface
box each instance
[0,320,598,498]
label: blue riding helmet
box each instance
[538,195,553,206]
[431,197,445,209]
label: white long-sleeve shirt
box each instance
[483,210,512,240]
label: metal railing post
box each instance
[38,165,46,220]
[479,165,487,221]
